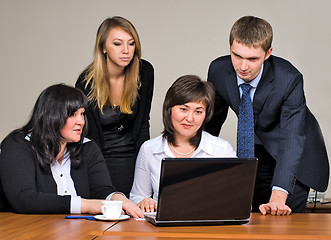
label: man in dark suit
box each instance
[205,16,329,215]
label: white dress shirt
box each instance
[129,131,236,205]
[236,64,263,100]
[49,141,114,213]
[25,136,113,213]
[50,151,82,213]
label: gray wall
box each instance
[1,0,330,197]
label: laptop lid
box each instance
[147,157,257,225]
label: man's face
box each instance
[230,40,272,83]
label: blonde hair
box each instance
[83,16,142,114]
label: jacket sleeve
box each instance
[129,142,153,204]
[205,60,229,136]
[75,74,103,148]
[269,72,306,192]
[135,60,154,151]
[0,134,71,213]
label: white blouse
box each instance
[129,131,236,205]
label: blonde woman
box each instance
[76,16,154,196]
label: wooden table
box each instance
[0,212,115,240]
[1,212,331,240]
[95,213,331,239]
[94,237,227,240]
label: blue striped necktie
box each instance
[237,83,254,158]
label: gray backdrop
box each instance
[1,0,330,197]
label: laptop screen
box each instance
[156,158,258,221]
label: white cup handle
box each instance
[102,205,106,214]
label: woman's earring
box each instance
[103,51,107,59]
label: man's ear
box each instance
[264,47,273,60]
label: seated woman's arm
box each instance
[0,133,71,213]
[130,142,157,212]
[0,134,143,218]
[81,140,143,218]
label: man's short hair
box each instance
[229,16,273,52]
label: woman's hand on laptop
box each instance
[137,198,157,213]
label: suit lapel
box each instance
[43,172,58,193]
[253,60,274,117]
[225,71,240,114]
[70,167,86,197]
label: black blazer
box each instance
[0,133,117,213]
[75,59,154,154]
[206,55,329,193]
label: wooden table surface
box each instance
[0,212,115,240]
[94,236,240,240]
[99,212,331,239]
[1,212,331,240]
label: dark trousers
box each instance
[251,145,309,213]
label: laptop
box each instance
[144,157,258,226]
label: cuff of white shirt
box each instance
[70,196,82,214]
[272,186,289,195]
[106,191,125,200]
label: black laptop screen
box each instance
[156,158,257,221]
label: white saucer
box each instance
[94,214,130,221]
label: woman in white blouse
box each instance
[130,75,236,212]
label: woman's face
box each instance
[103,27,135,69]
[171,101,206,140]
[60,108,85,145]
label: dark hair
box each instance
[162,75,215,147]
[7,84,88,172]
[229,16,273,53]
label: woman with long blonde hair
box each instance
[76,16,154,196]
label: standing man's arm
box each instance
[205,62,230,136]
[259,72,306,215]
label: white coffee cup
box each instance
[101,200,123,219]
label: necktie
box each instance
[237,83,254,158]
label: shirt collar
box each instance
[25,134,90,165]
[153,132,214,157]
[53,151,70,166]
[194,131,213,156]
[153,136,171,156]
[237,64,264,89]
[26,134,90,144]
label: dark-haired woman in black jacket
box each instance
[0,84,143,217]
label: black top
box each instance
[100,105,136,157]
[0,133,116,213]
[75,59,154,156]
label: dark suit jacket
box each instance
[75,59,154,155]
[206,55,329,193]
[0,133,117,213]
